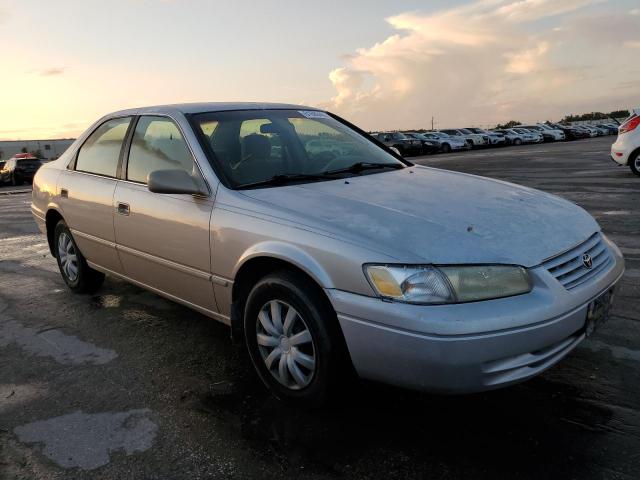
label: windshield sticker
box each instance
[298,110,331,119]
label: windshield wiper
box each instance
[236,172,331,190]
[322,162,405,176]
[236,162,405,189]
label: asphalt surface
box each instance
[1,136,639,479]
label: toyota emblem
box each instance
[582,253,593,269]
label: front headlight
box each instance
[364,264,532,304]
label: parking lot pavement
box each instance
[1,136,639,479]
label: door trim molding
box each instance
[70,228,232,287]
[116,243,211,280]
[71,229,116,248]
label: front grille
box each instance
[542,233,612,290]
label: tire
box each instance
[54,220,105,293]
[514,138,522,146]
[441,143,451,153]
[243,270,349,407]
[11,173,21,186]
[630,153,640,177]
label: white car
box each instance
[440,129,488,148]
[420,132,469,152]
[521,125,565,142]
[493,129,524,145]
[536,124,566,141]
[576,125,599,137]
[467,128,506,146]
[611,108,640,176]
[513,128,543,143]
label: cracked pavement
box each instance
[1,136,639,479]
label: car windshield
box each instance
[192,109,404,188]
[408,133,428,140]
[458,128,473,134]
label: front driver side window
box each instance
[127,116,195,184]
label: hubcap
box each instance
[256,300,316,390]
[57,232,78,282]
[635,155,640,170]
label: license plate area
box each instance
[585,287,615,337]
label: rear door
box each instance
[113,115,216,314]
[58,116,132,273]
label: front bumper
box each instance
[327,239,624,393]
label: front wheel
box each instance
[630,153,640,177]
[11,173,21,186]
[54,220,105,293]
[514,138,522,145]
[441,143,451,153]
[243,271,349,407]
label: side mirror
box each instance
[147,169,205,195]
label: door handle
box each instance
[116,202,130,216]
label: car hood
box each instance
[238,166,599,267]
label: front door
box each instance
[113,115,216,314]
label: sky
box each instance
[0,0,638,140]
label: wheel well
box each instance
[628,146,640,166]
[230,257,331,342]
[45,209,63,256]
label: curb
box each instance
[0,189,31,196]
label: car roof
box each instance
[108,102,321,117]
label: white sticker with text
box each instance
[298,110,331,119]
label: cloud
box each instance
[323,0,638,129]
[490,0,605,23]
[36,67,66,76]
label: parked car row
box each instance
[370,121,619,156]
[0,153,43,186]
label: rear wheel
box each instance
[441,143,451,153]
[244,271,349,407]
[11,173,21,186]
[54,221,105,293]
[630,153,640,177]
[514,138,522,146]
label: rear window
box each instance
[76,117,132,177]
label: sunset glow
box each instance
[1,0,638,140]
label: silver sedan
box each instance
[31,103,624,405]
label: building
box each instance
[0,139,75,161]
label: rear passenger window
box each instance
[76,117,131,177]
[127,116,194,184]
